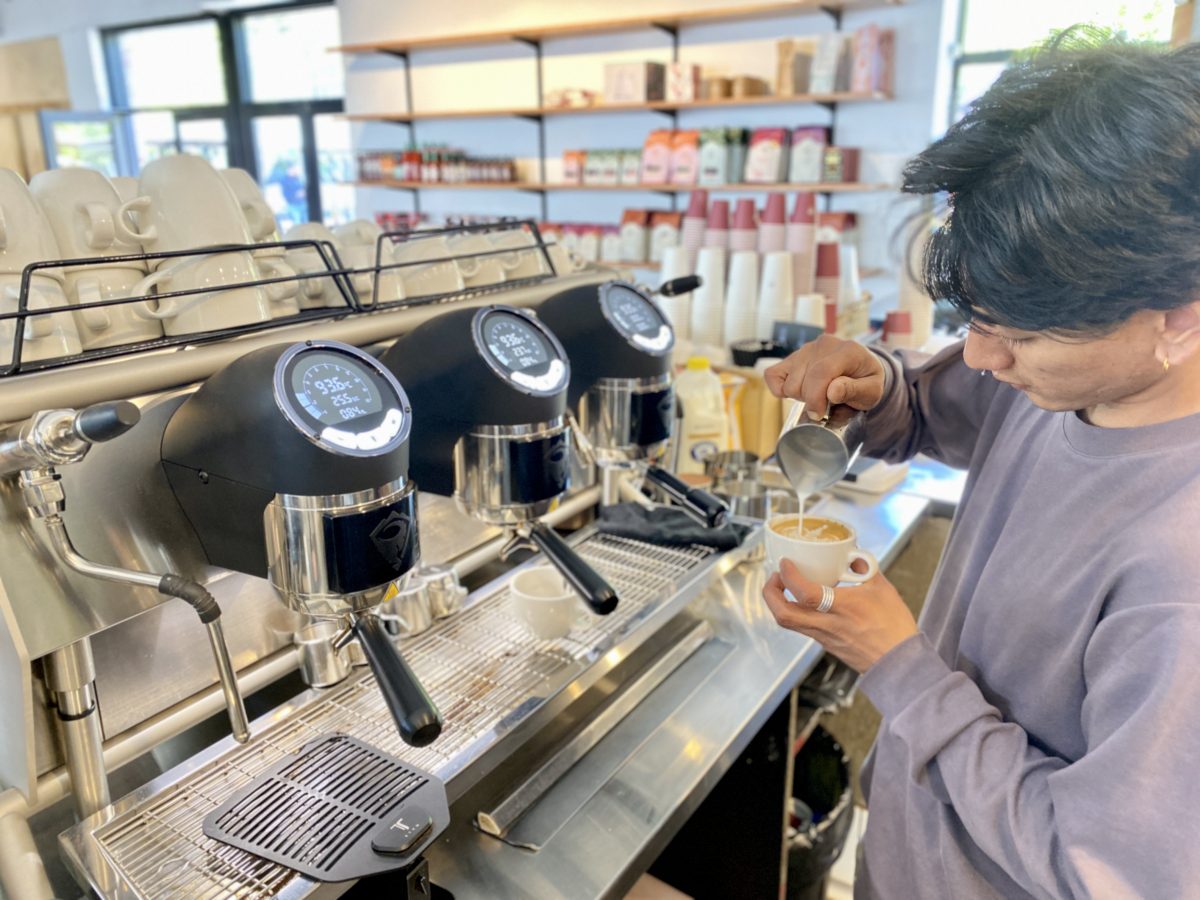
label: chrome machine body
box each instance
[381,304,620,616]
[538,280,729,528]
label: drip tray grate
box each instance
[76,531,722,899]
[202,734,448,883]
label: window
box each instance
[44,2,347,225]
[951,0,1176,124]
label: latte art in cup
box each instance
[768,515,851,543]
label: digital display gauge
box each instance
[478,310,567,393]
[275,343,409,457]
[601,286,673,353]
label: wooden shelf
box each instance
[332,1,904,55]
[351,180,892,194]
[343,91,889,125]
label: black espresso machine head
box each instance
[160,339,442,747]
[538,280,729,529]
[380,304,619,616]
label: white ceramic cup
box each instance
[0,273,83,365]
[137,154,255,267]
[283,221,356,309]
[757,250,795,341]
[30,168,155,264]
[764,514,879,587]
[128,251,272,335]
[333,219,405,304]
[0,169,68,277]
[546,242,578,276]
[489,228,550,280]
[392,232,465,298]
[66,268,164,348]
[449,233,508,287]
[109,176,153,273]
[510,565,581,640]
[724,249,760,345]
[220,168,279,242]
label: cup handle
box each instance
[129,261,188,320]
[840,548,879,584]
[114,196,157,243]
[244,200,276,241]
[257,257,298,302]
[81,202,115,250]
[73,278,111,331]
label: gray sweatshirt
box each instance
[853,342,1200,900]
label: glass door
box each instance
[39,112,127,176]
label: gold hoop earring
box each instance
[1163,358,1171,372]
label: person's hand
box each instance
[763,559,918,673]
[763,334,886,418]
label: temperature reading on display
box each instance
[483,314,551,372]
[291,353,384,426]
[607,289,662,337]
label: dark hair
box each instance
[903,27,1200,333]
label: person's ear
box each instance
[1158,300,1200,366]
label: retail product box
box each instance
[851,25,895,95]
[728,129,749,185]
[620,209,651,262]
[744,127,790,183]
[788,126,830,183]
[822,146,861,183]
[641,129,674,184]
[584,150,621,185]
[809,32,852,93]
[649,211,683,262]
[731,76,770,98]
[563,149,587,184]
[666,63,701,102]
[699,128,730,185]
[604,62,666,103]
[601,225,623,262]
[776,38,816,95]
[670,130,701,185]
[577,224,601,262]
[619,149,642,184]
[702,76,732,100]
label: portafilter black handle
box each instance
[528,520,619,616]
[657,275,701,297]
[644,465,730,529]
[352,615,442,747]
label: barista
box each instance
[760,32,1200,899]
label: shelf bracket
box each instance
[512,36,541,50]
[649,22,680,63]
[819,6,843,28]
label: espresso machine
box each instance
[537,280,729,527]
[160,339,442,747]
[380,304,619,615]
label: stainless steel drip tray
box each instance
[60,525,758,900]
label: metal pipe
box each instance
[0,813,54,900]
[449,485,602,578]
[44,642,110,820]
[205,621,250,743]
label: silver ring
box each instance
[816,585,835,614]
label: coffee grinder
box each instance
[537,280,729,527]
[160,339,442,747]
[380,304,619,616]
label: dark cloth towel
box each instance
[597,503,750,551]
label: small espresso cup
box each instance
[764,514,878,587]
[510,565,580,640]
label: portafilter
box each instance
[160,340,442,747]
[537,280,729,528]
[380,304,619,616]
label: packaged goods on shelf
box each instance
[817,212,859,248]
[744,128,791,183]
[702,76,732,100]
[649,211,683,262]
[776,37,816,96]
[603,61,666,103]
[356,147,517,184]
[731,76,771,98]
[576,223,601,261]
[788,126,829,183]
[543,87,598,108]
[666,63,701,102]
[822,146,861,183]
[620,209,651,263]
[584,150,621,186]
[601,226,622,262]
[619,150,642,185]
[670,131,701,186]
[563,149,587,184]
[809,32,853,93]
[641,129,673,184]
[699,129,732,186]
[728,129,750,186]
[851,25,895,94]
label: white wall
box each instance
[338,0,954,310]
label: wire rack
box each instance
[0,219,559,376]
[83,533,716,900]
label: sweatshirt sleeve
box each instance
[860,603,1200,900]
[864,340,1003,469]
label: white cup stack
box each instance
[756,250,795,341]
[689,246,726,350]
[657,244,693,340]
[724,250,759,345]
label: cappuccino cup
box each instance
[764,514,878,587]
[510,565,582,640]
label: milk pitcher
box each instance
[775,399,867,495]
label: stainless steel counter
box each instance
[424,489,930,899]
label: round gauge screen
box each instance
[482,311,553,372]
[290,352,384,426]
[601,285,673,352]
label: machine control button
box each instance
[355,408,404,450]
[511,358,566,392]
[371,807,433,856]
[632,325,672,352]
[320,427,359,450]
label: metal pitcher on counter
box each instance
[775,399,868,495]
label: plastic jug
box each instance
[675,356,729,474]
